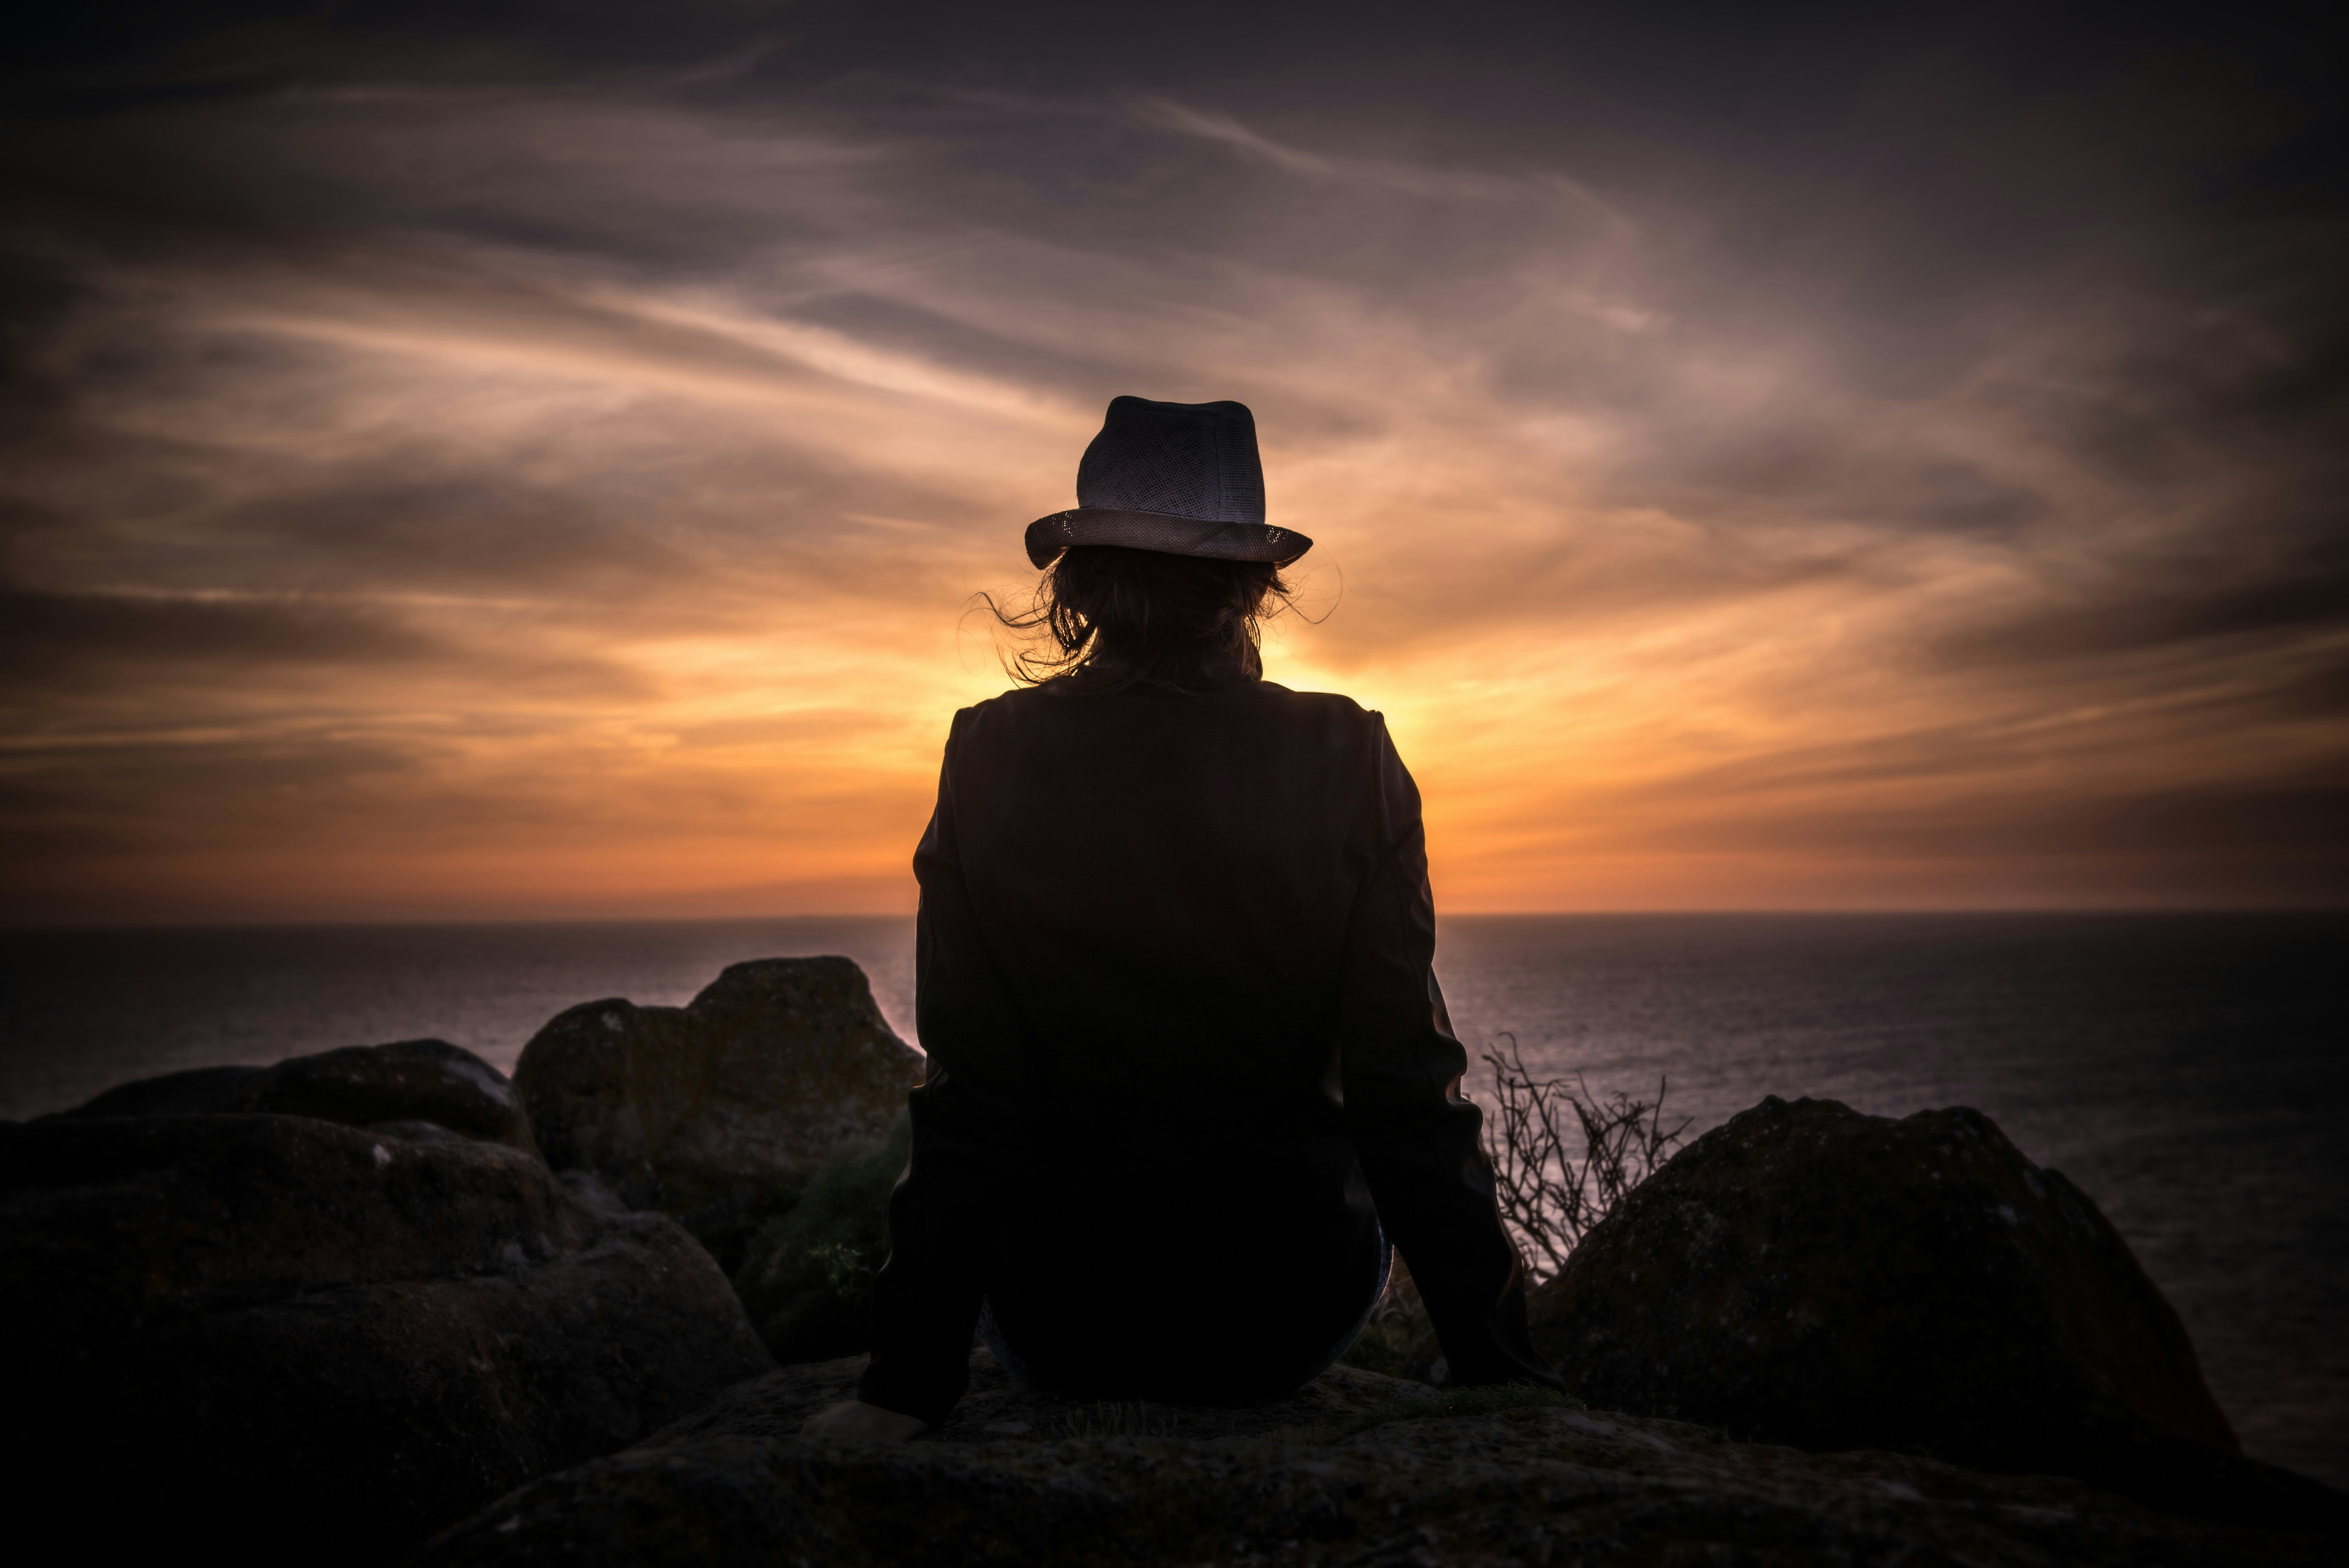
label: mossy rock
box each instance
[1337,1251,1440,1382]
[731,1111,909,1363]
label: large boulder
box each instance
[514,957,923,1270]
[1526,1095,2318,1522]
[2,1110,774,1564]
[411,1350,2340,1566]
[66,1037,536,1152]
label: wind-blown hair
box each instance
[987,545,1292,694]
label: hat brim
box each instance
[1025,508,1312,570]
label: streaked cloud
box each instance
[2,5,2342,921]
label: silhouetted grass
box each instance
[1295,1383,1581,1444]
[732,1111,909,1362]
[1058,1401,1185,1440]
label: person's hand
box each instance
[799,1399,929,1443]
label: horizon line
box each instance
[7,904,2346,937]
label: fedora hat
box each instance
[1025,395,1312,570]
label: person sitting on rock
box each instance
[803,396,1564,1440]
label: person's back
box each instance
[950,677,1388,1107]
[805,396,1559,1439]
[930,677,1395,1401]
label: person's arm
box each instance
[1337,718,1563,1391]
[852,710,1042,1429]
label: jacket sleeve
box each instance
[1337,718,1563,1391]
[859,711,1041,1426]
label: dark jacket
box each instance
[858,674,1559,1424]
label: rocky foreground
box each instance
[416,1351,2335,1567]
[5,954,2342,1565]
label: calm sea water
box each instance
[3,912,2342,1486]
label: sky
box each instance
[3,1,2344,923]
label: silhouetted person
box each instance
[803,396,1560,1440]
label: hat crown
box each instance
[1075,396,1264,526]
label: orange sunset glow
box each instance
[5,11,2344,925]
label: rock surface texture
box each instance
[412,1351,2340,1566]
[1524,1094,2331,1525]
[3,1110,774,1564]
[515,957,924,1270]
[67,1036,537,1151]
[732,1111,910,1365]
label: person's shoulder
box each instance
[959,687,1032,717]
[1252,682,1384,727]
[944,683,1072,743]
[961,680,1384,738]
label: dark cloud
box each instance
[2060,779,2349,859]
[1597,431,2053,534]
[2269,653,2349,722]
[0,730,431,911]
[0,584,441,676]
[1932,529,2349,671]
[1663,772,2349,888]
[207,473,691,593]
[0,570,651,704]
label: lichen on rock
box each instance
[731,1109,911,1364]
[514,957,923,1271]
[1526,1094,2328,1525]
[5,1101,773,1563]
[64,1036,537,1151]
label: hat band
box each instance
[1025,508,1312,570]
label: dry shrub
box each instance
[1343,1037,1691,1381]
[1479,1033,1690,1283]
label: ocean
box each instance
[3,911,2342,1487]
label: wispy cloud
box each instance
[1136,98,1637,227]
[2,13,2342,920]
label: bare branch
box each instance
[1476,1033,1689,1284]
